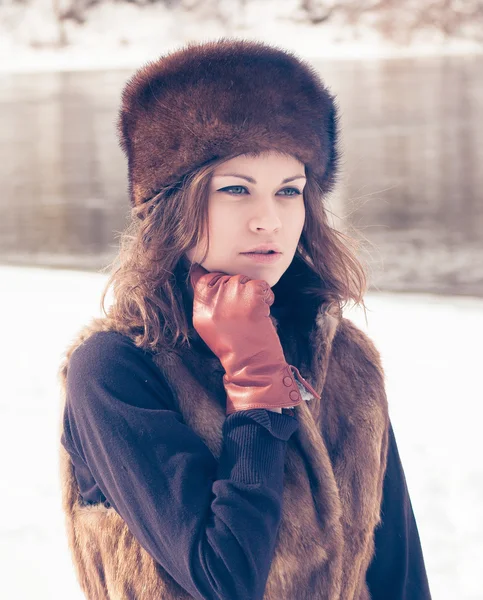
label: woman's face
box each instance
[185,150,306,288]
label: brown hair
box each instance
[100,150,368,353]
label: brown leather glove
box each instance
[189,263,320,416]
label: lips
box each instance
[240,252,282,263]
[241,243,282,254]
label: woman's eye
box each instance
[220,186,301,196]
[221,185,247,195]
[279,187,302,196]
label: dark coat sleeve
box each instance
[61,331,299,600]
[365,421,432,599]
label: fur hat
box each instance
[117,37,341,208]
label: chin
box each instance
[198,259,285,288]
[246,271,281,288]
[266,273,283,288]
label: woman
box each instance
[58,39,432,599]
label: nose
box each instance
[248,198,282,232]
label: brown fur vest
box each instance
[58,300,389,599]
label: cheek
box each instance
[208,207,238,244]
[289,202,305,234]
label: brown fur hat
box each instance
[117,37,341,208]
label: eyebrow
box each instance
[213,173,307,184]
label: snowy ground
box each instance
[1,264,482,599]
[1,0,482,73]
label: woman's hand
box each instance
[189,263,276,355]
[189,263,304,415]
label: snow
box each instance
[0,0,482,74]
[1,264,482,598]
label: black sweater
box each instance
[60,331,432,600]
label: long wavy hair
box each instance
[100,149,369,356]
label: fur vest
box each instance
[58,297,389,599]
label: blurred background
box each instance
[1,1,482,599]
